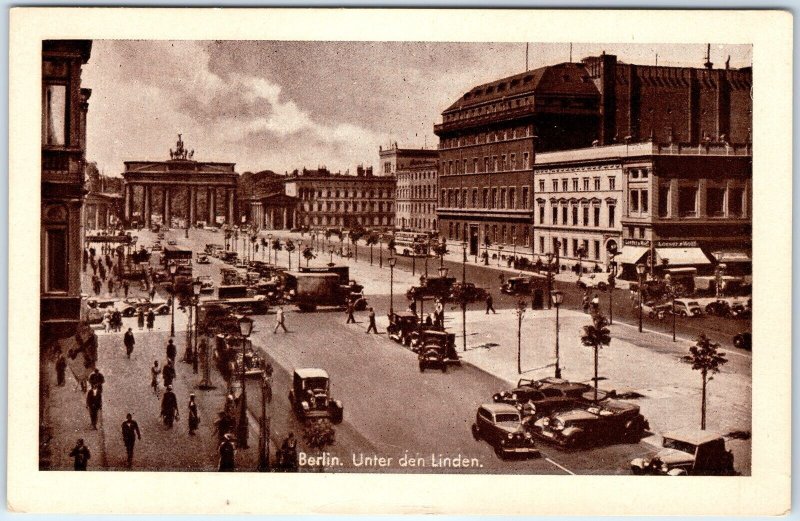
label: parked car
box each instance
[167,240,178,246]
[471,403,540,460]
[672,298,703,317]
[413,329,459,372]
[386,311,419,346]
[733,331,752,351]
[492,378,593,418]
[501,276,534,295]
[288,368,343,424]
[198,275,215,293]
[406,275,456,302]
[630,429,735,475]
[641,301,672,320]
[449,282,489,304]
[532,400,649,448]
[576,274,608,291]
[196,253,211,264]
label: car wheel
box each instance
[494,444,508,460]
[471,423,481,441]
[679,310,687,317]
[440,363,447,374]
[418,362,425,373]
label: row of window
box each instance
[305,215,395,227]
[539,202,616,228]
[441,186,531,210]
[398,170,436,181]
[398,203,436,215]
[538,176,617,193]
[397,184,436,200]
[297,188,394,200]
[439,125,534,149]
[399,217,437,231]
[542,237,603,260]
[657,184,746,218]
[442,152,531,175]
[441,100,535,125]
[302,201,394,213]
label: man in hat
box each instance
[121,413,142,467]
[365,307,379,334]
[160,385,179,428]
[188,394,200,435]
[124,328,135,359]
[165,339,177,364]
[88,367,105,397]
[218,433,236,471]
[86,384,103,429]
[162,359,176,388]
[69,439,91,471]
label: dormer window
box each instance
[523,75,533,83]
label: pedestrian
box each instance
[273,306,288,333]
[218,433,236,471]
[279,432,298,470]
[188,394,200,436]
[591,293,600,313]
[123,279,130,298]
[108,277,115,295]
[137,308,145,330]
[124,328,135,358]
[88,367,105,396]
[485,294,496,314]
[193,338,202,375]
[434,299,444,328]
[102,310,112,333]
[86,384,102,429]
[162,359,176,388]
[149,286,156,302]
[160,385,179,428]
[345,300,356,324]
[92,260,98,276]
[166,339,177,364]
[69,439,91,471]
[408,299,417,316]
[55,350,67,386]
[111,310,122,332]
[146,309,155,331]
[424,314,433,327]
[151,360,161,396]
[121,413,141,467]
[366,307,378,334]
[582,293,590,313]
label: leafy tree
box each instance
[304,418,335,449]
[348,227,366,261]
[365,233,379,265]
[580,313,612,402]
[285,239,296,268]
[387,237,396,254]
[302,245,315,267]
[684,334,728,429]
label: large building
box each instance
[395,159,438,234]
[434,53,752,260]
[41,40,92,342]
[378,141,438,176]
[252,166,396,231]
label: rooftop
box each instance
[535,141,752,165]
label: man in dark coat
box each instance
[69,439,91,470]
[365,307,378,334]
[121,413,142,467]
[124,328,136,358]
[188,394,200,435]
[345,301,356,324]
[485,294,496,314]
[88,368,105,396]
[86,384,103,429]
[146,309,156,331]
[162,360,176,388]
[218,433,236,471]
[55,351,67,386]
[166,339,177,364]
[123,280,130,298]
[160,385,179,428]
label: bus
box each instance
[393,231,430,257]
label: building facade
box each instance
[378,142,438,176]
[282,166,396,230]
[84,191,123,231]
[41,40,92,342]
[395,161,438,233]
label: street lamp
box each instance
[636,263,646,333]
[267,234,273,264]
[545,252,554,310]
[388,256,397,315]
[237,315,253,450]
[516,299,526,374]
[461,242,468,352]
[551,290,563,379]
[168,263,178,337]
[187,278,202,372]
[497,245,504,267]
[329,246,335,264]
[608,260,618,325]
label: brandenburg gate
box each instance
[122,135,238,228]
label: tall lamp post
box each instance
[258,367,272,472]
[186,278,202,370]
[388,256,397,314]
[665,272,677,342]
[545,252,554,310]
[267,234,273,264]
[329,246,335,264]
[608,260,618,325]
[237,315,253,450]
[461,242,468,352]
[551,290,563,379]
[516,299,526,374]
[168,263,178,337]
[636,263,646,333]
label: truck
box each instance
[283,271,366,312]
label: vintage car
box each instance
[532,400,649,448]
[167,240,178,246]
[641,301,673,320]
[414,329,459,372]
[288,368,344,424]
[672,298,703,317]
[449,282,490,304]
[733,331,752,351]
[576,274,609,291]
[471,403,540,460]
[492,378,593,418]
[501,276,534,295]
[386,311,419,346]
[630,429,735,475]
[196,253,211,264]
[198,275,215,293]
[230,348,267,378]
[406,275,457,301]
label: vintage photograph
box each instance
[37,38,755,477]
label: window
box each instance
[501,225,507,243]
[572,206,578,226]
[561,206,568,225]
[594,240,600,260]
[629,190,640,213]
[523,152,530,169]
[729,188,745,217]
[500,155,506,171]
[539,180,545,192]
[489,188,496,209]
[594,206,600,227]
[707,187,725,217]
[552,207,558,225]
[641,169,649,179]
[608,205,616,227]
[562,179,569,191]
[609,177,616,190]
[572,239,578,256]
[562,238,568,256]
[522,187,529,209]
[572,178,579,191]
[44,84,67,146]
[583,206,589,226]
[448,222,453,239]
[441,189,446,206]
[510,154,517,170]
[539,205,545,224]
[509,188,516,209]
[539,236,545,253]
[552,237,560,254]
[678,186,698,217]
[631,169,639,179]
[45,228,68,292]
[523,227,530,247]
[658,185,671,217]
[473,158,478,173]
[462,189,468,209]
[482,188,489,208]
[492,225,498,242]
[472,189,478,207]
[641,189,649,213]
[594,177,601,190]
[583,178,590,191]
[463,159,467,174]
[500,188,506,209]
[553,180,559,192]
[639,227,646,239]
[484,157,490,172]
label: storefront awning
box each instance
[655,247,711,266]
[711,250,751,263]
[616,246,649,265]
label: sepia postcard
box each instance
[7,7,792,516]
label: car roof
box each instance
[394,311,416,318]
[480,403,520,415]
[662,428,723,445]
[295,368,329,379]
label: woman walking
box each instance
[150,360,161,397]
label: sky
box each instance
[81,41,751,177]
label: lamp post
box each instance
[516,299,526,374]
[551,290,563,379]
[545,252,554,309]
[608,260,617,325]
[168,263,178,337]
[461,242,468,352]
[636,263,646,333]
[329,246,335,264]
[186,278,202,371]
[237,315,253,450]
[258,368,272,472]
[665,273,677,342]
[388,256,397,315]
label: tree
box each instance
[684,334,728,430]
[302,245,315,267]
[580,313,612,402]
[285,239,296,268]
[349,227,366,262]
[365,233,379,265]
[431,238,448,268]
[271,238,283,265]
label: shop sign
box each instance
[623,239,650,247]
[654,240,699,248]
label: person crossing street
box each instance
[121,413,142,467]
[485,294,497,314]
[124,328,135,359]
[160,385,179,428]
[366,307,379,334]
[345,300,356,324]
[273,306,288,333]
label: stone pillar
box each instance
[163,187,171,227]
[188,186,196,227]
[209,188,216,225]
[144,185,152,228]
[282,207,288,230]
[227,189,235,225]
[124,184,132,224]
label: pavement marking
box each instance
[544,456,575,475]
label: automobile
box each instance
[449,282,489,304]
[501,276,534,295]
[576,274,608,292]
[704,299,732,317]
[230,348,267,378]
[406,275,457,302]
[167,240,178,246]
[198,275,215,293]
[641,301,672,320]
[733,331,752,351]
[288,368,344,424]
[471,403,540,460]
[492,378,593,418]
[197,254,211,264]
[414,329,459,372]
[630,428,735,475]
[86,297,119,310]
[672,299,703,317]
[532,400,649,448]
[386,311,419,346]
[113,300,140,317]
[139,300,170,315]
[150,242,163,252]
